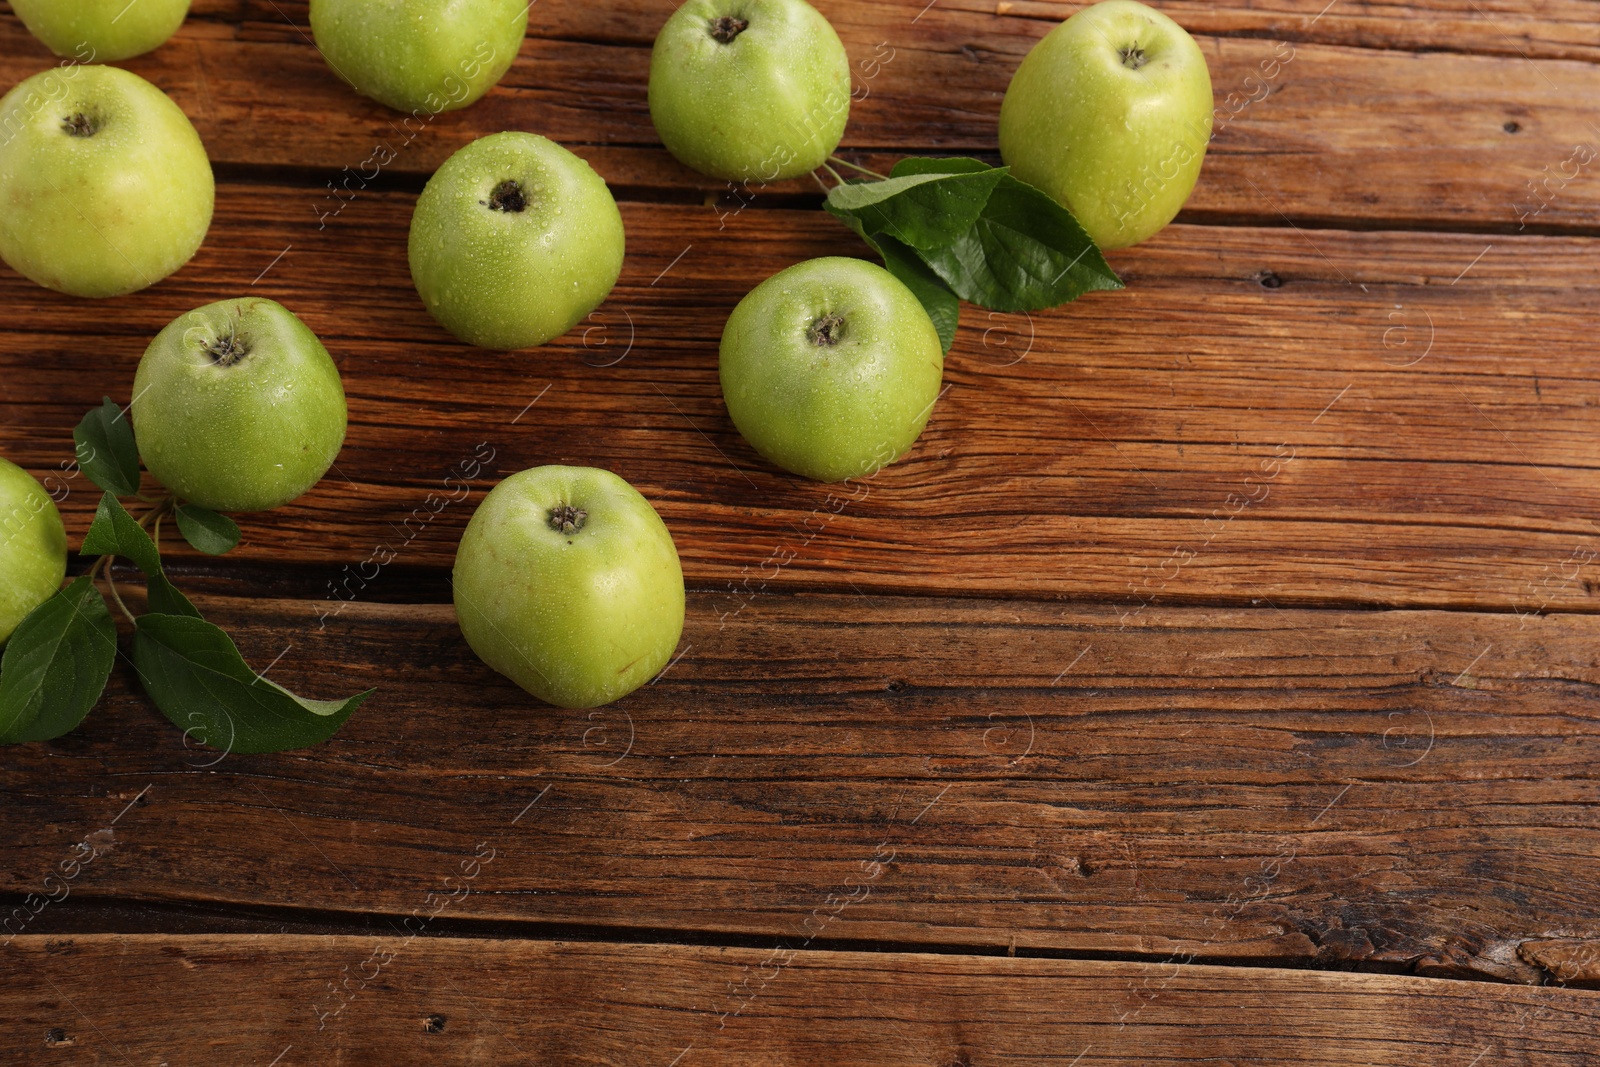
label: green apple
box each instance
[12,0,192,61]
[0,458,68,646]
[719,256,944,483]
[0,65,213,298]
[309,0,526,114]
[999,0,1212,249]
[649,0,851,181]
[409,132,625,350]
[132,299,348,513]
[453,466,685,709]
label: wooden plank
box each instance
[4,189,1598,611]
[4,935,1598,1064]
[3,589,1598,982]
[3,3,1597,229]
[984,0,1600,64]
[181,0,1600,62]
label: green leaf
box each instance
[133,613,370,754]
[915,173,1123,312]
[0,577,117,743]
[825,158,1122,323]
[827,194,960,354]
[888,156,997,178]
[80,493,201,619]
[147,574,203,619]
[72,398,141,497]
[175,503,240,556]
[874,233,961,353]
[81,492,161,576]
[824,166,1007,252]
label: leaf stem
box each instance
[137,496,174,531]
[103,564,137,626]
[809,169,831,194]
[85,497,174,628]
[829,155,889,181]
[820,161,847,188]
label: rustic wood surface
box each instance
[7,584,1600,985]
[2,0,1598,1060]
[6,197,1599,610]
[7,935,1600,1065]
[5,1,1600,229]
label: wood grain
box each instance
[2,0,1598,1039]
[184,0,1600,62]
[983,0,1600,63]
[3,2,1597,230]
[1520,939,1600,986]
[4,188,1598,612]
[5,935,1599,1065]
[3,588,1597,982]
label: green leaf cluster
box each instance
[824,158,1123,352]
[0,399,369,753]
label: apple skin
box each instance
[453,466,685,709]
[649,0,851,182]
[719,256,944,483]
[11,0,192,61]
[0,65,214,298]
[409,132,625,350]
[0,458,68,647]
[998,0,1212,249]
[309,0,526,114]
[132,298,348,513]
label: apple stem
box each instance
[137,497,174,532]
[829,155,889,182]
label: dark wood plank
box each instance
[2,2,1597,230]
[1,0,1594,1047]
[5,935,1598,1064]
[4,187,1598,611]
[987,0,1600,63]
[3,589,1598,981]
[183,0,1600,62]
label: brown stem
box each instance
[88,496,174,626]
[138,496,174,531]
[829,155,889,181]
[104,568,136,626]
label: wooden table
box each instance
[4,0,1599,1062]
